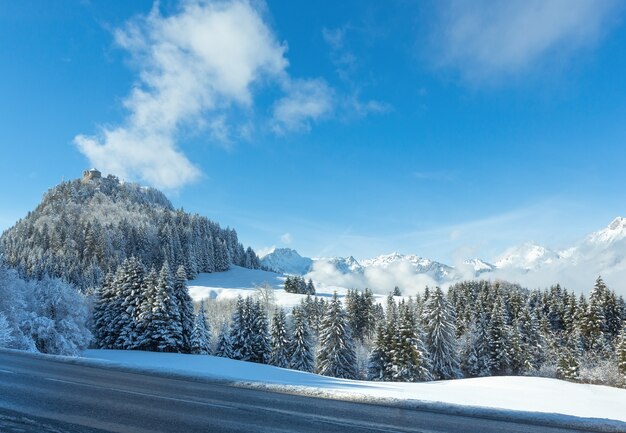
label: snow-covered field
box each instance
[188,266,387,308]
[82,349,626,429]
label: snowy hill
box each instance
[0,170,260,290]
[260,248,313,274]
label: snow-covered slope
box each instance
[260,248,313,275]
[82,349,626,429]
[361,252,456,281]
[586,217,626,245]
[495,243,561,270]
[464,258,495,274]
[187,266,386,308]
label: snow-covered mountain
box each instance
[260,248,313,275]
[464,258,496,274]
[494,243,561,271]
[263,217,626,292]
[360,252,456,281]
[586,217,626,245]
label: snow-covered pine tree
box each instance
[317,293,358,379]
[92,272,115,348]
[0,312,13,347]
[138,263,182,352]
[249,300,271,364]
[114,257,145,350]
[422,287,461,380]
[461,312,491,377]
[391,302,432,382]
[289,307,315,372]
[617,328,626,384]
[135,267,158,351]
[269,308,291,368]
[215,322,233,358]
[487,297,511,375]
[230,296,252,361]
[306,279,316,295]
[367,321,389,381]
[190,300,212,355]
[173,265,195,352]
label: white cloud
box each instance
[431,0,622,81]
[280,232,293,245]
[256,245,276,258]
[75,0,329,190]
[272,79,334,133]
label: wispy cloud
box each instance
[280,232,293,245]
[75,0,330,190]
[430,0,623,82]
[322,25,391,117]
[271,79,334,133]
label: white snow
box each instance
[81,349,626,427]
[188,266,386,309]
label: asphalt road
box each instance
[0,350,600,433]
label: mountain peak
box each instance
[586,217,626,245]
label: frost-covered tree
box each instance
[28,276,92,356]
[289,307,315,373]
[174,265,195,352]
[616,328,626,384]
[422,287,461,380]
[230,296,251,361]
[215,322,233,358]
[391,302,432,382]
[0,312,13,347]
[461,312,491,377]
[190,300,212,355]
[249,300,271,364]
[269,308,291,368]
[368,322,389,381]
[112,257,145,350]
[488,297,511,375]
[317,293,358,379]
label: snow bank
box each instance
[82,349,626,429]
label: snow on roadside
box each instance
[82,349,626,429]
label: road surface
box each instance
[0,350,600,433]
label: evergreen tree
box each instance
[391,303,432,382]
[174,265,195,352]
[306,279,316,295]
[461,312,491,377]
[422,287,461,380]
[138,263,182,352]
[269,308,291,368]
[317,293,358,379]
[616,327,626,384]
[289,307,315,372]
[114,257,145,350]
[92,272,115,348]
[215,322,233,358]
[190,300,212,355]
[488,297,511,375]
[230,296,252,361]
[249,300,271,364]
[367,321,389,381]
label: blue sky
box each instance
[1,0,626,263]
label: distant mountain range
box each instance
[260,217,626,291]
